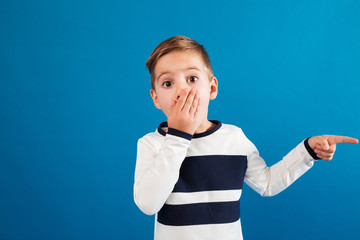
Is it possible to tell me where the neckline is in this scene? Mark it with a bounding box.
[157,120,222,138]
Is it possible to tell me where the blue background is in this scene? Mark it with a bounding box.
[1,0,359,239]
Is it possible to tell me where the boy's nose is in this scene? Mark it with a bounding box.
[175,87,189,100]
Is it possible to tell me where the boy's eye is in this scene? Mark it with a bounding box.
[187,76,198,83]
[162,81,173,88]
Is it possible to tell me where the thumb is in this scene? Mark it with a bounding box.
[309,136,329,150]
[321,139,330,150]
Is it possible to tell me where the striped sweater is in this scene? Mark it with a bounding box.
[134,121,316,240]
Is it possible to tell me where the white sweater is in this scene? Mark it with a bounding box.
[134,121,316,240]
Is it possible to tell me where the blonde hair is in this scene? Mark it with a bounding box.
[146,36,213,89]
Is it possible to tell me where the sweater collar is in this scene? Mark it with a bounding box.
[157,120,222,138]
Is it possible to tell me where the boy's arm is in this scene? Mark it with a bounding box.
[134,130,192,215]
[134,89,201,215]
[244,135,358,197]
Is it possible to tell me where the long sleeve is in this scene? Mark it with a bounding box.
[134,130,192,215]
[134,122,318,240]
[244,137,315,197]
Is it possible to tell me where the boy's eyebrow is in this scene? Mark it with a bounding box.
[156,67,201,81]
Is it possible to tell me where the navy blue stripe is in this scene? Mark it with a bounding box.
[167,128,193,141]
[157,201,240,226]
[173,155,247,192]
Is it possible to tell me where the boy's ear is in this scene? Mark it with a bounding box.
[150,89,162,109]
[209,77,218,100]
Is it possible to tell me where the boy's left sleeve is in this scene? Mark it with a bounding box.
[244,137,316,197]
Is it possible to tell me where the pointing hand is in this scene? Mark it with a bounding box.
[308,135,358,161]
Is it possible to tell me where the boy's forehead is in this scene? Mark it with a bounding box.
[154,50,206,79]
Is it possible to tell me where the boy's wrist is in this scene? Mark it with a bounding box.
[167,128,193,141]
[304,137,320,160]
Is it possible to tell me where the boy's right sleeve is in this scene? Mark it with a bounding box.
[133,130,191,215]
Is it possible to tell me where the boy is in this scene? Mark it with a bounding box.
[133,36,358,240]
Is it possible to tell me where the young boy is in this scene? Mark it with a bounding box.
[133,36,358,240]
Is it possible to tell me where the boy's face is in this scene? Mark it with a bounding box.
[150,50,218,121]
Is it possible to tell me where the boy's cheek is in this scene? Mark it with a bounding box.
[198,90,210,103]
[198,94,211,112]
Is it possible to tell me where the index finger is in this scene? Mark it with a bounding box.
[328,135,359,144]
[174,89,190,111]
